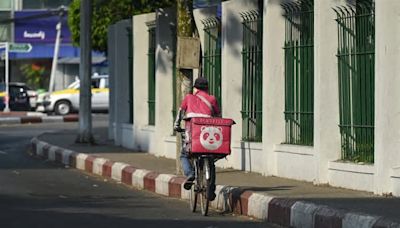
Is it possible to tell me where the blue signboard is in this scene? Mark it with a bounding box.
[193,0,222,18]
[193,0,220,8]
[14,10,71,44]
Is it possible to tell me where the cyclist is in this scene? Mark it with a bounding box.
[174,77,221,200]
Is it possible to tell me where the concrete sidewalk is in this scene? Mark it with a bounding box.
[30,126,400,228]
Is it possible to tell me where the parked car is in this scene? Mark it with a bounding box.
[0,84,4,111]
[9,83,38,110]
[0,83,31,111]
[42,74,109,115]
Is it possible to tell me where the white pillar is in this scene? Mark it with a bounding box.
[374,0,400,195]
[313,0,343,184]
[221,0,258,171]
[263,0,286,175]
[154,8,176,157]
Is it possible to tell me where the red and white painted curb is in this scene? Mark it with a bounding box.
[30,137,400,228]
[0,115,78,125]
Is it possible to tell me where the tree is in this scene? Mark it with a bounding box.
[175,0,195,174]
[20,63,47,90]
[68,0,174,52]
[69,0,173,144]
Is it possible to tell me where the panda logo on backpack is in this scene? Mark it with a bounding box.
[200,126,223,150]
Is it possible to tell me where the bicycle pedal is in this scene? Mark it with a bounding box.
[183,182,193,190]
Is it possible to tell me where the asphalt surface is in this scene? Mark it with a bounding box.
[35,117,400,223]
[0,115,282,228]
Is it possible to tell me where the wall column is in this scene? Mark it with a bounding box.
[374,0,400,195]
[313,0,343,184]
[263,0,286,175]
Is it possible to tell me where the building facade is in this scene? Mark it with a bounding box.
[109,0,400,196]
[0,0,106,92]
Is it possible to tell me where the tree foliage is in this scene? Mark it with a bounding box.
[68,0,174,52]
[20,63,47,90]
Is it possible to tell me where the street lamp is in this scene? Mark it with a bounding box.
[49,5,66,93]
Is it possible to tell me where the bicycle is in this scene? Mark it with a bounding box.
[176,127,222,216]
[176,117,235,216]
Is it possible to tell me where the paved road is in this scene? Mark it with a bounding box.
[0,115,282,228]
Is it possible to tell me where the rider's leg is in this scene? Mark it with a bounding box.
[180,146,195,190]
[180,150,194,178]
[181,129,194,178]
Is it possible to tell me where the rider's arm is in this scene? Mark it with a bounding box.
[174,96,189,131]
[174,108,185,131]
[212,99,221,117]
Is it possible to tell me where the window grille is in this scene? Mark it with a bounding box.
[241,10,263,142]
[334,0,375,163]
[128,24,133,124]
[282,0,314,146]
[202,17,222,108]
[148,26,156,126]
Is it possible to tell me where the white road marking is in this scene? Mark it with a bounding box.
[0,151,7,155]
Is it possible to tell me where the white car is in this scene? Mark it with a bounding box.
[42,75,109,115]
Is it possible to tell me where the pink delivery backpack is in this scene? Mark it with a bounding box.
[187,117,235,156]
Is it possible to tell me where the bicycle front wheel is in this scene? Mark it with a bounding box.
[200,158,211,216]
[189,159,198,212]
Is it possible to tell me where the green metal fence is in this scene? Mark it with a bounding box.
[334,1,375,163]
[202,17,222,108]
[282,0,314,146]
[127,25,133,124]
[148,26,156,126]
[241,10,263,142]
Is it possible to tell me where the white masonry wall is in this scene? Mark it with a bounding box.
[193,6,218,61]
[263,0,286,178]
[314,0,343,185]
[116,0,400,196]
[154,8,177,159]
[219,0,261,172]
[263,0,318,182]
[374,0,400,196]
[131,12,156,152]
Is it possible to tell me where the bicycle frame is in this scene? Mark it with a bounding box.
[178,128,218,216]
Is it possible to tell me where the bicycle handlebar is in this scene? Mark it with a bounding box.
[175,127,185,133]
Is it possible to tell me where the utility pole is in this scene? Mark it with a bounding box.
[175,0,194,174]
[4,42,9,112]
[76,0,94,144]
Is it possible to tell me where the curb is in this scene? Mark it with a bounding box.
[0,115,78,125]
[30,137,400,228]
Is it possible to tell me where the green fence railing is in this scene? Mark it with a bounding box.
[334,0,375,163]
[148,26,156,126]
[241,10,263,142]
[282,0,314,146]
[202,17,222,108]
[127,24,133,124]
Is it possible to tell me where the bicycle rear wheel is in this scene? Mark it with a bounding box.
[200,158,210,216]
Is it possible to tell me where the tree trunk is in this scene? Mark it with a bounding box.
[176,0,194,175]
